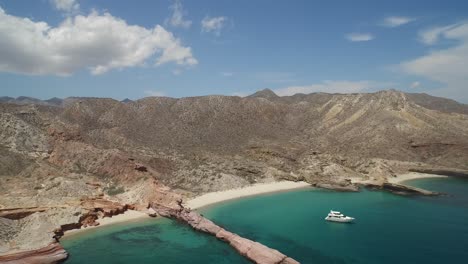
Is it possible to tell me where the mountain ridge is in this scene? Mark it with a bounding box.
[2,89,467,114]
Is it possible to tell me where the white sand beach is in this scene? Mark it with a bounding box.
[186,181,311,210]
[63,210,150,238]
[387,172,448,184]
[62,181,310,238]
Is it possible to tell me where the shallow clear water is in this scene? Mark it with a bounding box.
[62,177,468,263]
[61,218,250,264]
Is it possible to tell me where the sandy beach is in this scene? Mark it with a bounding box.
[61,181,310,238]
[186,181,311,209]
[63,210,150,238]
[387,172,448,184]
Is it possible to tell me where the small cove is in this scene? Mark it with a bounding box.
[62,177,468,263]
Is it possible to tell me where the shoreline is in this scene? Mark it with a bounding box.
[62,210,150,239]
[387,172,448,184]
[59,174,446,239]
[61,181,310,239]
[185,180,311,210]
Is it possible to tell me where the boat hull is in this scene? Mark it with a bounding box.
[325,216,355,223]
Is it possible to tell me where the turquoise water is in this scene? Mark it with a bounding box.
[62,177,468,263]
[61,218,250,264]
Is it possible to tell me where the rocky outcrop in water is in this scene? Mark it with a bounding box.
[362,182,441,196]
[151,202,300,264]
[314,182,359,192]
[409,168,468,178]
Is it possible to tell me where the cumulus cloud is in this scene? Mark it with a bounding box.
[165,0,191,29]
[400,22,468,102]
[273,80,392,96]
[51,0,80,14]
[201,16,227,35]
[0,7,197,76]
[381,16,415,27]
[345,33,374,42]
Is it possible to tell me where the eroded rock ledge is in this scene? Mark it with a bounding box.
[409,168,468,178]
[151,202,300,264]
[0,198,135,263]
[0,243,67,264]
[362,182,441,196]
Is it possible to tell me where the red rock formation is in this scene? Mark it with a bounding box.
[80,197,132,218]
[0,243,67,264]
[151,203,300,264]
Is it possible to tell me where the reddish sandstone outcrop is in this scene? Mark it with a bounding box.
[80,197,132,218]
[0,243,67,264]
[151,202,300,264]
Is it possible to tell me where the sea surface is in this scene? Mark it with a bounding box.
[62,177,468,263]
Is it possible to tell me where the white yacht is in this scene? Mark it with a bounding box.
[325,210,355,223]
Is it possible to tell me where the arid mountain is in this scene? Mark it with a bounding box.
[1,89,467,255]
[1,90,467,193]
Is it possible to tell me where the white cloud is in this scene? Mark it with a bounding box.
[410,81,421,89]
[0,7,197,76]
[165,0,191,29]
[273,80,392,96]
[345,33,374,42]
[381,16,415,27]
[400,22,468,102]
[144,90,166,97]
[172,69,182,75]
[201,16,227,35]
[419,24,459,45]
[51,0,79,14]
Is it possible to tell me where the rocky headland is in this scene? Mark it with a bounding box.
[152,201,300,264]
[1,90,467,263]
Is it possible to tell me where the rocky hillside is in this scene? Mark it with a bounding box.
[1,90,467,194]
[0,89,467,254]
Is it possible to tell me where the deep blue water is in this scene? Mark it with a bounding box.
[62,177,468,263]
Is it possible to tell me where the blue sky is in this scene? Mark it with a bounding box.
[1,0,467,102]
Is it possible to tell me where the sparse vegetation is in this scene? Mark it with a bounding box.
[105,185,125,196]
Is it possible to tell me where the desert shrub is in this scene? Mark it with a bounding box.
[106,185,125,196]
